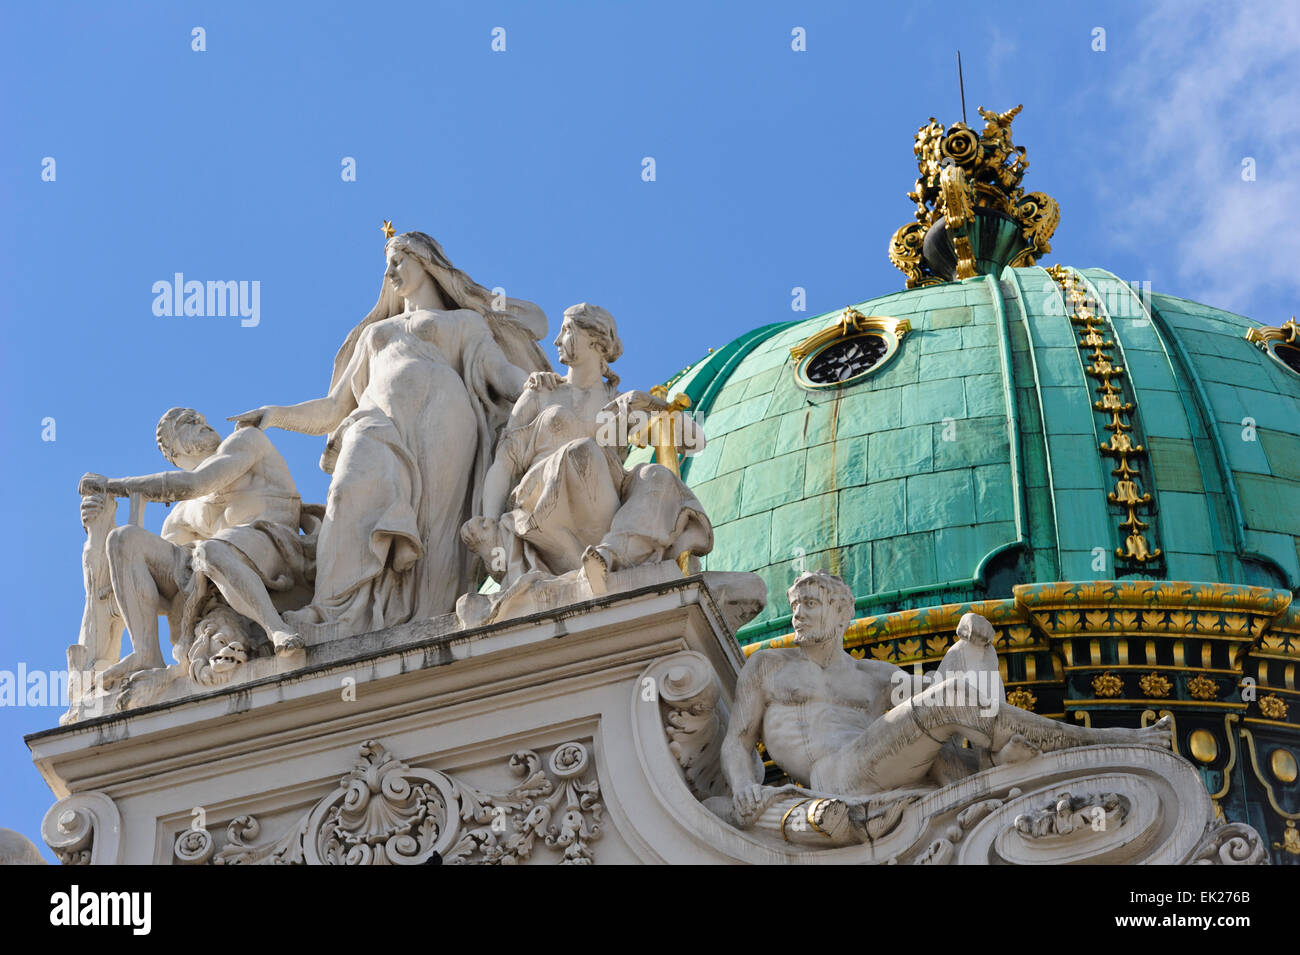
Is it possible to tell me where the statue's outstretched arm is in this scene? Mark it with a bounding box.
[229,331,366,435]
[105,432,260,503]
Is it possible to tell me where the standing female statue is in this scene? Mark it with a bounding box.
[231,231,549,639]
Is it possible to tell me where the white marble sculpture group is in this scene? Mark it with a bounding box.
[68,229,720,717]
[54,227,1260,864]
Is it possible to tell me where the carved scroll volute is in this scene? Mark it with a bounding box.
[1188,821,1269,865]
[645,651,756,801]
[41,792,123,865]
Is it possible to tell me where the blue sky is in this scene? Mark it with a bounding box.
[3,1,1298,860]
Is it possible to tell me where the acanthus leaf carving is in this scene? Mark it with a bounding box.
[179,739,602,866]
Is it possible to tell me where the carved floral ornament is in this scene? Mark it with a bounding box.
[1092,671,1124,698]
[174,739,602,865]
[1005,687,1037,711]
[1139,672,1173,698]
[1187,674,1221,701]
[1259,694,1289,720]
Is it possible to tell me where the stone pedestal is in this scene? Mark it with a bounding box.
[27,577,1264,865]
[29,578,747,864]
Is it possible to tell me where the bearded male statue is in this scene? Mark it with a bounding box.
[715,571,1172,846]
[75,408,312,707]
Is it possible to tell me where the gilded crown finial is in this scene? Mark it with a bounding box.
[382,220,396,239]
[889,105,1059,288]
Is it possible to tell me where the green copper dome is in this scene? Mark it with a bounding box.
[662,266,1300,644]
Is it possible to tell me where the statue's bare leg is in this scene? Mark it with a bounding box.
[102,525,184,686]
[192,540,303,653]
[819,675,1172,796]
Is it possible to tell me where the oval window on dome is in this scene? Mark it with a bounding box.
[801,334,889,385]
[790,311,911,390]
[1269,342,1300,378]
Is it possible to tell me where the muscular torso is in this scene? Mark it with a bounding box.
[756,652,898,785]
[162,433,299,544]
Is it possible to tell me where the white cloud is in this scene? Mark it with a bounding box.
[1104,1,1300,318]
[986,26,1017,87]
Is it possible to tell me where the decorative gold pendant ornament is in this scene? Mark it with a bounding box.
[1275,820,1300,856]
[1046,265,1162,569]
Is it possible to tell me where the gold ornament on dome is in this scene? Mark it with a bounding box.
[1259,694,1289,720]
[1188,729,1219,765]
[1139,672,1172,698]
[1045,265,1161,569]
[1276,821,1300,857]
[1006,687,1037,711]
[889,104,1060,288]
[1246,317,1300,378]
[789,309,911,390]
[629,384,691,479]
[1244,316,1299,347]
[1271,748,1298,784]
[1092,671,1123,698]
[1187,674,1220,701]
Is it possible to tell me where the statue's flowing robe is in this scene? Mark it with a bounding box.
[493,397,713,588]
[292,311,543,638]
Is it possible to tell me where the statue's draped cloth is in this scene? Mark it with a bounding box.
[291,297,549,638]
[495,402,713,584]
